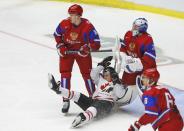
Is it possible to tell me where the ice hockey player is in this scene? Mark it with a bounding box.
[48,56,127,127]
[129,68,183,131]
[53,4,101,113]
[118,18,157,104]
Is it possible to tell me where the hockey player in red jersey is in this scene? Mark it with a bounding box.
[129,68,183,131]
[53,4,101,113]
[117,18,157,104]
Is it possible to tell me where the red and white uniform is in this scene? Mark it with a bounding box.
[90,65,126,102]
[54,18,101,96]
[120,31,157,85]
[138,85,183,131]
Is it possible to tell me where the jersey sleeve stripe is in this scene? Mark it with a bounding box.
[145,110,159,116]
[54,31,62,36]
[144,52,156,60]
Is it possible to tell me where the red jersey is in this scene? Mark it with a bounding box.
[54,18,100,51]
[120,31,157,85]
[139,86,182,130]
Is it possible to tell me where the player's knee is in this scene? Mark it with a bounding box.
[81,72,90,79]
[61,72,71,78]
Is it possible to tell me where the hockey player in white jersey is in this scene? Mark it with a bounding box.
[48,56,127,127]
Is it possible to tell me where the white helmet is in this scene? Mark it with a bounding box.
[132,18,148,36]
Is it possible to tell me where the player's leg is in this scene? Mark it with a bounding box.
[57,87,93,110]
[59,56,74,113]
[158,114,183,131]
[72,100,114,127]
[75,55,95,96]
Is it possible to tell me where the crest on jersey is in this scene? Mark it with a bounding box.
[70,32,78,40]
[129,42,135,51]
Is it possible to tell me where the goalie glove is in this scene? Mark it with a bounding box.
[128,121,142,131]
[124,56,143,73]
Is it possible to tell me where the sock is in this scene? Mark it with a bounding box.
[83,107,97,121]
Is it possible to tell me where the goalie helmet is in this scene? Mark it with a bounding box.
[132,18,148,36]
[68,4,83,16]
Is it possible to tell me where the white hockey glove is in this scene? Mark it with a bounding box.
[123,56,143,73]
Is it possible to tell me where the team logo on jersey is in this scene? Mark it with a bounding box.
[100,83,109,90]
[129,42,135,51]
[70,32,78,41]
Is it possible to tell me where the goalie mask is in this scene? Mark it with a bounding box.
[132,18,148,36]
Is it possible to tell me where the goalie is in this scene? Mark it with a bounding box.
[48,56,127,127]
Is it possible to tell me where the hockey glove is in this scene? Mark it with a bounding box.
[128,121,141,131]
[78,44,91,57]
[97,56,113,68]
[56,43,68,57]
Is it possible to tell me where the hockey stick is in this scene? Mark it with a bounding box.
[113,36,122,73]
[65,49,113,55]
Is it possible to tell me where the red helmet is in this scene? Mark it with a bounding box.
[68,4,83,16]
[142,68,160,83]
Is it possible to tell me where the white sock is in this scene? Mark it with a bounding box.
[59,87,80,102]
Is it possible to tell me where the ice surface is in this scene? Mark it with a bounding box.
[0,1,183,131]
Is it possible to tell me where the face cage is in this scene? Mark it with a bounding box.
[140,75,155,88]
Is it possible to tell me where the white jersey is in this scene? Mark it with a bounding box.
[90,66,126,102]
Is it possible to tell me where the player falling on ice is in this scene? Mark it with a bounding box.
[129,68,183,131]
[48,56,127,127]
[116,18,157,105]
[53,4,101,113]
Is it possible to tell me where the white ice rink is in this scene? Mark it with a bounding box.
[0,0,184,131]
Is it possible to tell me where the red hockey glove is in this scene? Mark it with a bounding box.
[128,121,141,131]
[56,43,68,57]
[78,44,91,57]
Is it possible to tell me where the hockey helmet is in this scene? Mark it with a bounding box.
[68,4,83,16]
[103,67,116,76]
[132,18,148,36]
[141,68,160,86]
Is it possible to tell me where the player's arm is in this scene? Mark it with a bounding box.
[90,65,104,85]
[129,95,159,130]
[54,22,65,45]
[90,56,113,85]
[79,25,100,57]
[120,31,131,53]
[141,37,156,69]
[88,27,101,51]
[53,21,69,57]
